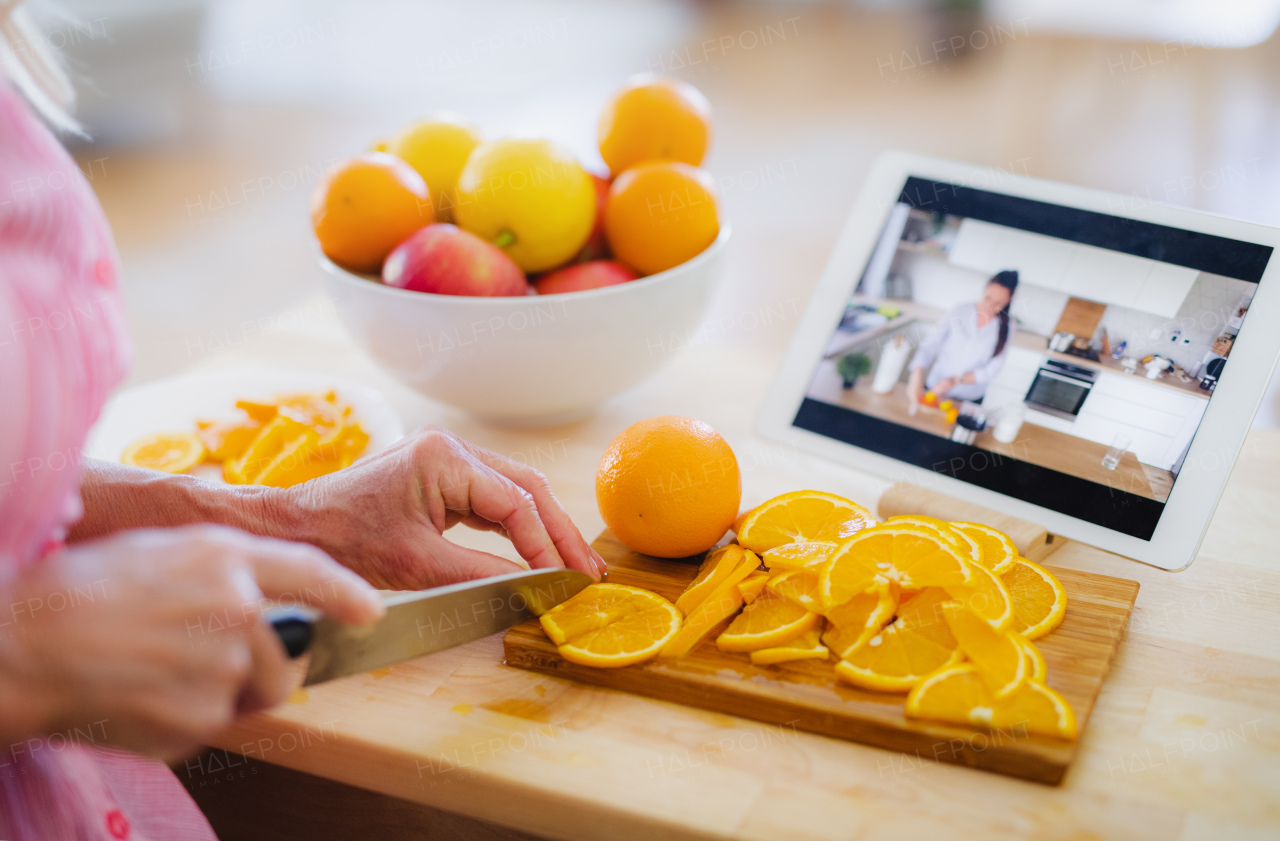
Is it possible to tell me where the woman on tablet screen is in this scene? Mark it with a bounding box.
[908,270,1019,404]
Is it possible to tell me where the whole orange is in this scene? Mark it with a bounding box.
[598,75,712,176]
[596,416,741,558]
[311,153,432,273]
[604,161,720,276]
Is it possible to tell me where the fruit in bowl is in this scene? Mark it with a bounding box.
[311,75,720,291]
[605,161,720,276]
[574,172,613,263]
[311,153,432,273]
[384,115,482,224]
[597,74,712,175]
[454,138,597,273]
[318,226,729,424]
[310,77,730,422]
[383,223,528,297]
[533,260,636,295]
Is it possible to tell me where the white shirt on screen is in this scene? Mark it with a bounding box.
[910,303,1010,402]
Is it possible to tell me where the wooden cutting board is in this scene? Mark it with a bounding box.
[504,530,1139,786]
[1054,296,1107,340]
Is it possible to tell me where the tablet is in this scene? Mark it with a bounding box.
[758,151,1280,571]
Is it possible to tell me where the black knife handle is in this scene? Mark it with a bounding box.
[271,614,313,659]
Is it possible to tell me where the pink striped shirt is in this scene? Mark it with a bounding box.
[0,81,216,840]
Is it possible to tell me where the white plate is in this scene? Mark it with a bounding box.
[86,368,405,483]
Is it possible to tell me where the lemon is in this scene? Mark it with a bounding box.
[454,138,595,273]
[386,115,483,223]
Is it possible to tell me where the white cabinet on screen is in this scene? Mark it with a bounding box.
[982,346,1041,411]
[948,218,1199,317]
[1073,373,1207,471]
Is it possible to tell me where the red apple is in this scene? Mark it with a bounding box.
[534,260,637,295]
[382,223,527,296]
[574,173,612,262]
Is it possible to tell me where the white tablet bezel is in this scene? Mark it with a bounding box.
[757,150,1280,571]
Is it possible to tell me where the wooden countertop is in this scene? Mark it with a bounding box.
[806,363,1161,502]
[192,298,1279,840]
[1012,333,1211,400]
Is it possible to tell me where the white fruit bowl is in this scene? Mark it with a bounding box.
[318,228,729,425]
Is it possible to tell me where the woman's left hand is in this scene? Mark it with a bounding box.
[266,426,605,590]
[934,377,956,395]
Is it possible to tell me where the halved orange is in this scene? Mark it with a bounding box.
[950,522,1018,575]
[944,560,1013,632]
[121,432,205,474]
[1000,558,1067,640]
[761,541,837,571]
[833,588,962,692]
[819,524,971,610]
[716,590,820,653]
[736,491,876,554]
[540,583,681,668]
[749,627,829,666]
[942,603,1027,698]
[906,664,1076,739]
[821,582,899,660]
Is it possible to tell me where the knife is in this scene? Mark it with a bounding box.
[268,567,592,686]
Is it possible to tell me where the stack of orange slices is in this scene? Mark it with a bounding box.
[537,489,1074,739]
[120,390,370,488]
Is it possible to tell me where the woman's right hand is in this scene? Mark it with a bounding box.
[0,525,383,762]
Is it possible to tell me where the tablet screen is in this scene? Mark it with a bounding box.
[792,176,1274,540]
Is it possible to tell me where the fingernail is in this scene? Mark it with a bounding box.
[592,550,607,578]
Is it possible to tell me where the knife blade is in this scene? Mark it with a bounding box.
[267,567,592,686]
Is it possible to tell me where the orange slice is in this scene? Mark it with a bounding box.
[716,590,820,653]
[235,399,279,422]
[761,541,838,571]
[661,564,755,658]
[766,568,823,613]
[539,583,681,668]
[950,522,1017,575]
[675,544,748,617]
[904,664,1076,739]
[821,582,899,659]
[942,603,1027,698]
[944,560,1014,632]
[749,627,829,666]
[121,432,205,474]
[1014,630,1047,682]
[1000,558,1067,640]
[195,415,265,463]
[833,588,962,692]
[738,571,770,604]
[886,515,982,566]
[736,491,876,554]
[1000,680,1077,739]
[819,525,971,610]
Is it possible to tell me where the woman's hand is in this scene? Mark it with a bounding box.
[0,526,382,762]
[933,377,957,395]
[270,426,605,591]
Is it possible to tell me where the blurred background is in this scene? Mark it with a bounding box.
[25,0,1280,421]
